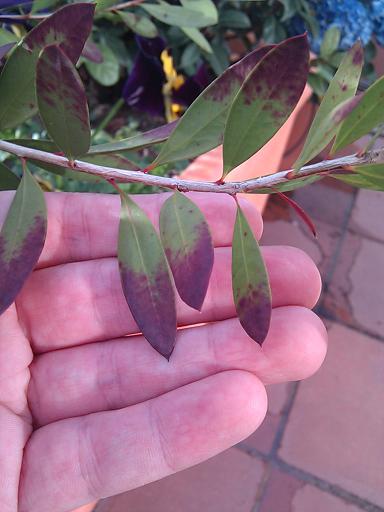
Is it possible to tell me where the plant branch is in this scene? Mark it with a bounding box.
[0,0,146,20]
[0,140,383,194]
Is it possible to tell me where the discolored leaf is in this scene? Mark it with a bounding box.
[294,41,363,170]
[24,2,95,64]
[118,11,158,38]
[0,165,47,316]
[0,42,15,61]
[82,38,104,63]
[333,75,384,153]
[118,192,177,359]
[0,3,94,129]
[0,162,20,190]
[141,1,214,28]
[223,34,309,177]
[36,45,91,160]
[232,205,271,345]
[160,192,214,310]
[88,121,178,155]
[154,45,274,166]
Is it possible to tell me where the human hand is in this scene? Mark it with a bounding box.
[0,191,327,512]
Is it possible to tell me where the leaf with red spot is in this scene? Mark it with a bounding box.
[294,41,363,170]
[153,44,274,166]
[24,2,95,64]
[118,191,177,360]
[232,205,271,346]
[223,34,309,177]
[0,165,47,316]
[36,45,91,160]
[0,3,94,129]
[159,192,214,311]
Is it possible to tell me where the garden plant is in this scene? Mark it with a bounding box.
[1,2,384,359]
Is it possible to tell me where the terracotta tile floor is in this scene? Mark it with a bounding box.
[90,176,384,512]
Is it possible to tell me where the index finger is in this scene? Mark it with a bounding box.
[0,191,263,268]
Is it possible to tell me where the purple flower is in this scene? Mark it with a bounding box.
[122,36,212,119]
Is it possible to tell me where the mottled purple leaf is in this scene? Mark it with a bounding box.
[153,44,274,166]
[82,38,103,63]
[36,45,91,159]
[0,3,94,129]
[0,165,47,315]
[294,41,363,169]
[0,42,15,61]
[232,205,271,345]
[160,192,214,311]
[24,2,95,64]
[223,34,309,177]
[118,192,177,359]
[88,120,178,155]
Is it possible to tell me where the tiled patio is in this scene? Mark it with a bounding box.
[94,174,384,512]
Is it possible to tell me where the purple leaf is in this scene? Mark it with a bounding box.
[232,205,271,345]
[160,192,214,311]
[24,2,95,63]
[118,192,177,360]
[0,165,47,315]
[36,45,90,159]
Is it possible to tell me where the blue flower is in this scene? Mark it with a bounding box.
[290,0,373,53]
[371,0,384,46]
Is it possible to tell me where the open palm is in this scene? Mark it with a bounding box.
[0,191,327,512]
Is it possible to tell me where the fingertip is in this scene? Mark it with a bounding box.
[263,307,328,383]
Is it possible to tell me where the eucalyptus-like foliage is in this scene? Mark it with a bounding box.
[0,2,384,358]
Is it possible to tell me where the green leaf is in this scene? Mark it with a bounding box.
[223,34,309,177]
[232,205,271,345]
[141,1,214,28]
[180,0,218,24]
[153,44,274,166]
[333,164,384,191]
[320,25,341,58]
[118,192,176,359]
[333,75,384,153]
[0,162,20,190]
[88,121,178,155]
[0,165,47,316]
[181,27,212,53]
[0,3,95,129]
[219,9,251,29]
[0,28,18,46]
[294,41,363,170]
[118,11,158,38]
[36,45,91,160]
[251,175,322,194]
[159,192,214,310]
[84,40,120,86]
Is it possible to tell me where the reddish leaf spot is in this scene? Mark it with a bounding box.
[352,45,364,66]
[237,285,271,346]
[119,264,176,360]
[0,215,46,315]
[25,3,95,64]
